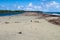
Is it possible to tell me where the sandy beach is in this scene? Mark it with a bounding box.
[0,14,60,40]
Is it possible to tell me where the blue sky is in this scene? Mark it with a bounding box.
[0,0,60,12]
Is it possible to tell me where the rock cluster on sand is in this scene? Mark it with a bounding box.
[48,18,60,25]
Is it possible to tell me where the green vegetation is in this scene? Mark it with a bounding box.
[24,11,43,13]
[0,10,43,14]
[0,10,25,13]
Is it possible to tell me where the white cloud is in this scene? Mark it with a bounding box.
[17,6,24,10]
[18,6,21,9]
[6,8,9,10]
[26,7,33,11]
[48,1,59,7]
[25,2,42,11]
[28,3,33,7]
[41,1,60,12]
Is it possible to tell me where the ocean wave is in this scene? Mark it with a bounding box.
[52,13,60,16]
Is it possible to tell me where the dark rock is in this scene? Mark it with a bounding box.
[5,22,9,24]
[30,20,32,22]
[48,18,60,25]
[18,32,22,34]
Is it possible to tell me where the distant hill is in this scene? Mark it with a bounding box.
[0,10,25,13]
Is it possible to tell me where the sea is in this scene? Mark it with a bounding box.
[0,12,23,16]
[44,12,60,16]
[0,12,60,16]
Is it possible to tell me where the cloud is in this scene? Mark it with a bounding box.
[46,1,60,8]
[25,2,42,11]
[0,5,6,10]
[41,1,60,12]
[13,5,23,10]
[18,6,21,9]
[1,1,60,12]
[28,3,33,7]
[0,5,5,8]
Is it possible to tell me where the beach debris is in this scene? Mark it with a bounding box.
[18,32,22,34]
[38,14,60,19]
[5,22,9,24]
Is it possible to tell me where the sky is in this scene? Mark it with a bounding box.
[0,0,60,12]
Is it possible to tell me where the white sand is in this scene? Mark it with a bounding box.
[0,15,60,40]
